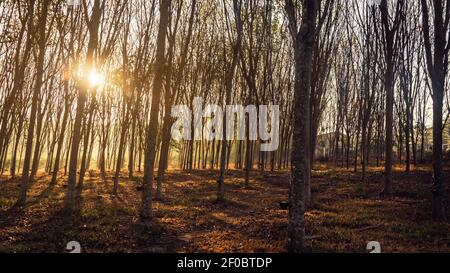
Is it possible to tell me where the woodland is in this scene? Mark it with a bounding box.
[0,0,449,253]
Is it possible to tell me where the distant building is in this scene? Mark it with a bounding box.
[315,132,334,159]
[314,122,450,161]
[315,132,348,160]
[423,122,450,152]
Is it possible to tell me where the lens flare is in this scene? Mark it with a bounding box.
[88,69,104,88]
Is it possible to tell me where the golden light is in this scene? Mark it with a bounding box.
[87,69,104,88]
[67,63,107,89]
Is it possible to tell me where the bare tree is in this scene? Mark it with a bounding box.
[64,0,104,214]
[421,0,449,221]
[16,0,48,207]
[378,0,405,195]
[285,0,319,253]
[217,0,243,202]
[140,0,171,220]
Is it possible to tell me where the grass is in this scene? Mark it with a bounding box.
[0,165,449,253]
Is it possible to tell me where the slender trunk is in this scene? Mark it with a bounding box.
[113,103,129,195]
[64,0,101,214]
[17,1,48,206]
[218,0,242,202]
[140,0,171,220]
[286,0,318,253]
[50,82,70,185]
[78,100,95,192]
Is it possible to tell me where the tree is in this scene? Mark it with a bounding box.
[16,0,49,207]
[64,0,104,214]
[420,0,449,221]
[285,0,319,253]
[140,0,171,220]
[378,0,405,195]
[217,0,243,202]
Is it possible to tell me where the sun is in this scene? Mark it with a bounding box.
[87,69,104,88]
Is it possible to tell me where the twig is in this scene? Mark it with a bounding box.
[356,224,383,232]
[305,235,322,240]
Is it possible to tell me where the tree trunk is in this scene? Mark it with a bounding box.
[420,0,448,220]
[17,1,48,206]
[217,0,242,202]
[140,0,171,220]
[64,0,101,214]
[50,81,70,186]
[285,0,318,253]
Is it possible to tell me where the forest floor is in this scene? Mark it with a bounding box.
[0,165,449,253]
